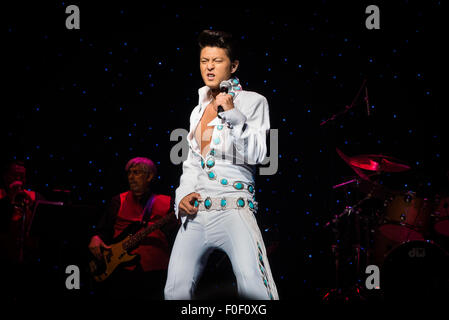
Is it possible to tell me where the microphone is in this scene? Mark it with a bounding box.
[217,81,231,118]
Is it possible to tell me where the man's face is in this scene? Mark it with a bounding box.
[127,164,152,196]
[4,164,26,189]
[200,46,238,90]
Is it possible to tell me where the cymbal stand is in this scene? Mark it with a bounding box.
[323,193,373,302]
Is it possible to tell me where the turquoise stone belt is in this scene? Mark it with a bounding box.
[194,196,258,212]
[200,148,255,195]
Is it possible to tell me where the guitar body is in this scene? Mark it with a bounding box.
[89,222,141,282]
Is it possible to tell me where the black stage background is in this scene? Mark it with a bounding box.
[2,0,447,306]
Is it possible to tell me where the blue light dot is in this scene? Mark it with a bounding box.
[298,64,302,68]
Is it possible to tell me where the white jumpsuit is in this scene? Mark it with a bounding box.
[164,78,279,300]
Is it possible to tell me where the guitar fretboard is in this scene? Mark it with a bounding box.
[122,212,174,251]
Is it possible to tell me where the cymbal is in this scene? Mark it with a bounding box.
[336,148,410,173]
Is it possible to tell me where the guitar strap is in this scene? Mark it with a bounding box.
[141,193,156,224]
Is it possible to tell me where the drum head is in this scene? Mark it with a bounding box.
[378,224,424,242]
[382,241,449,301]
[434,219,449,237]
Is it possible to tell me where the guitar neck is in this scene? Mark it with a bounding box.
[123,211,174,251]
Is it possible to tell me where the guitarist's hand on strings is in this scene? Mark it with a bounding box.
[88,235,112,260]
[179,192,202,216]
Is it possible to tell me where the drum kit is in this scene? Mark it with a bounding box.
[322,148,449,302]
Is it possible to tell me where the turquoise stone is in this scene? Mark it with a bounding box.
[220,178,228,185]
[208,172,215,179]
[269,293,274,300]
[206,159,215,168]
[248,185,254,193]
[194,200,198,207]
[229,92,235,97]
[220,199,227,207]
[213,137,220,144]
[260,265,265,273]
[234,182,243,190]
[232,78,239,85]
[205,199,211,208]
[259,253,263,263]
[210,149,216,156]
[263,278,268,287]
[249,201,254,209]
[200,159,204,168]
[217,125,223,130]
[237,199,245,207]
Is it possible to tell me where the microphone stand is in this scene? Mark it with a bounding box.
[320,79,368,127]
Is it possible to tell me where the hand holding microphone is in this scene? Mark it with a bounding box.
[216,81,233,118]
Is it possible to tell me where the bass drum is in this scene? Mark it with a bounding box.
[381,240,449,302]
[433,195,449,238]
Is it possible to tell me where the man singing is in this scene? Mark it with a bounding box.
[164,30,278,300]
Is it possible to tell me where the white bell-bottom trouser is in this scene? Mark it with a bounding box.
[164,205,279,300]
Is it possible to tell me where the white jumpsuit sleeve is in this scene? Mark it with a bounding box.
[218,94,270,165]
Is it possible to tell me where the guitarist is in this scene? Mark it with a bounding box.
[88,157,178,300]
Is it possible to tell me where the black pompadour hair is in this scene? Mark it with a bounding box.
[198,30,240,62]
